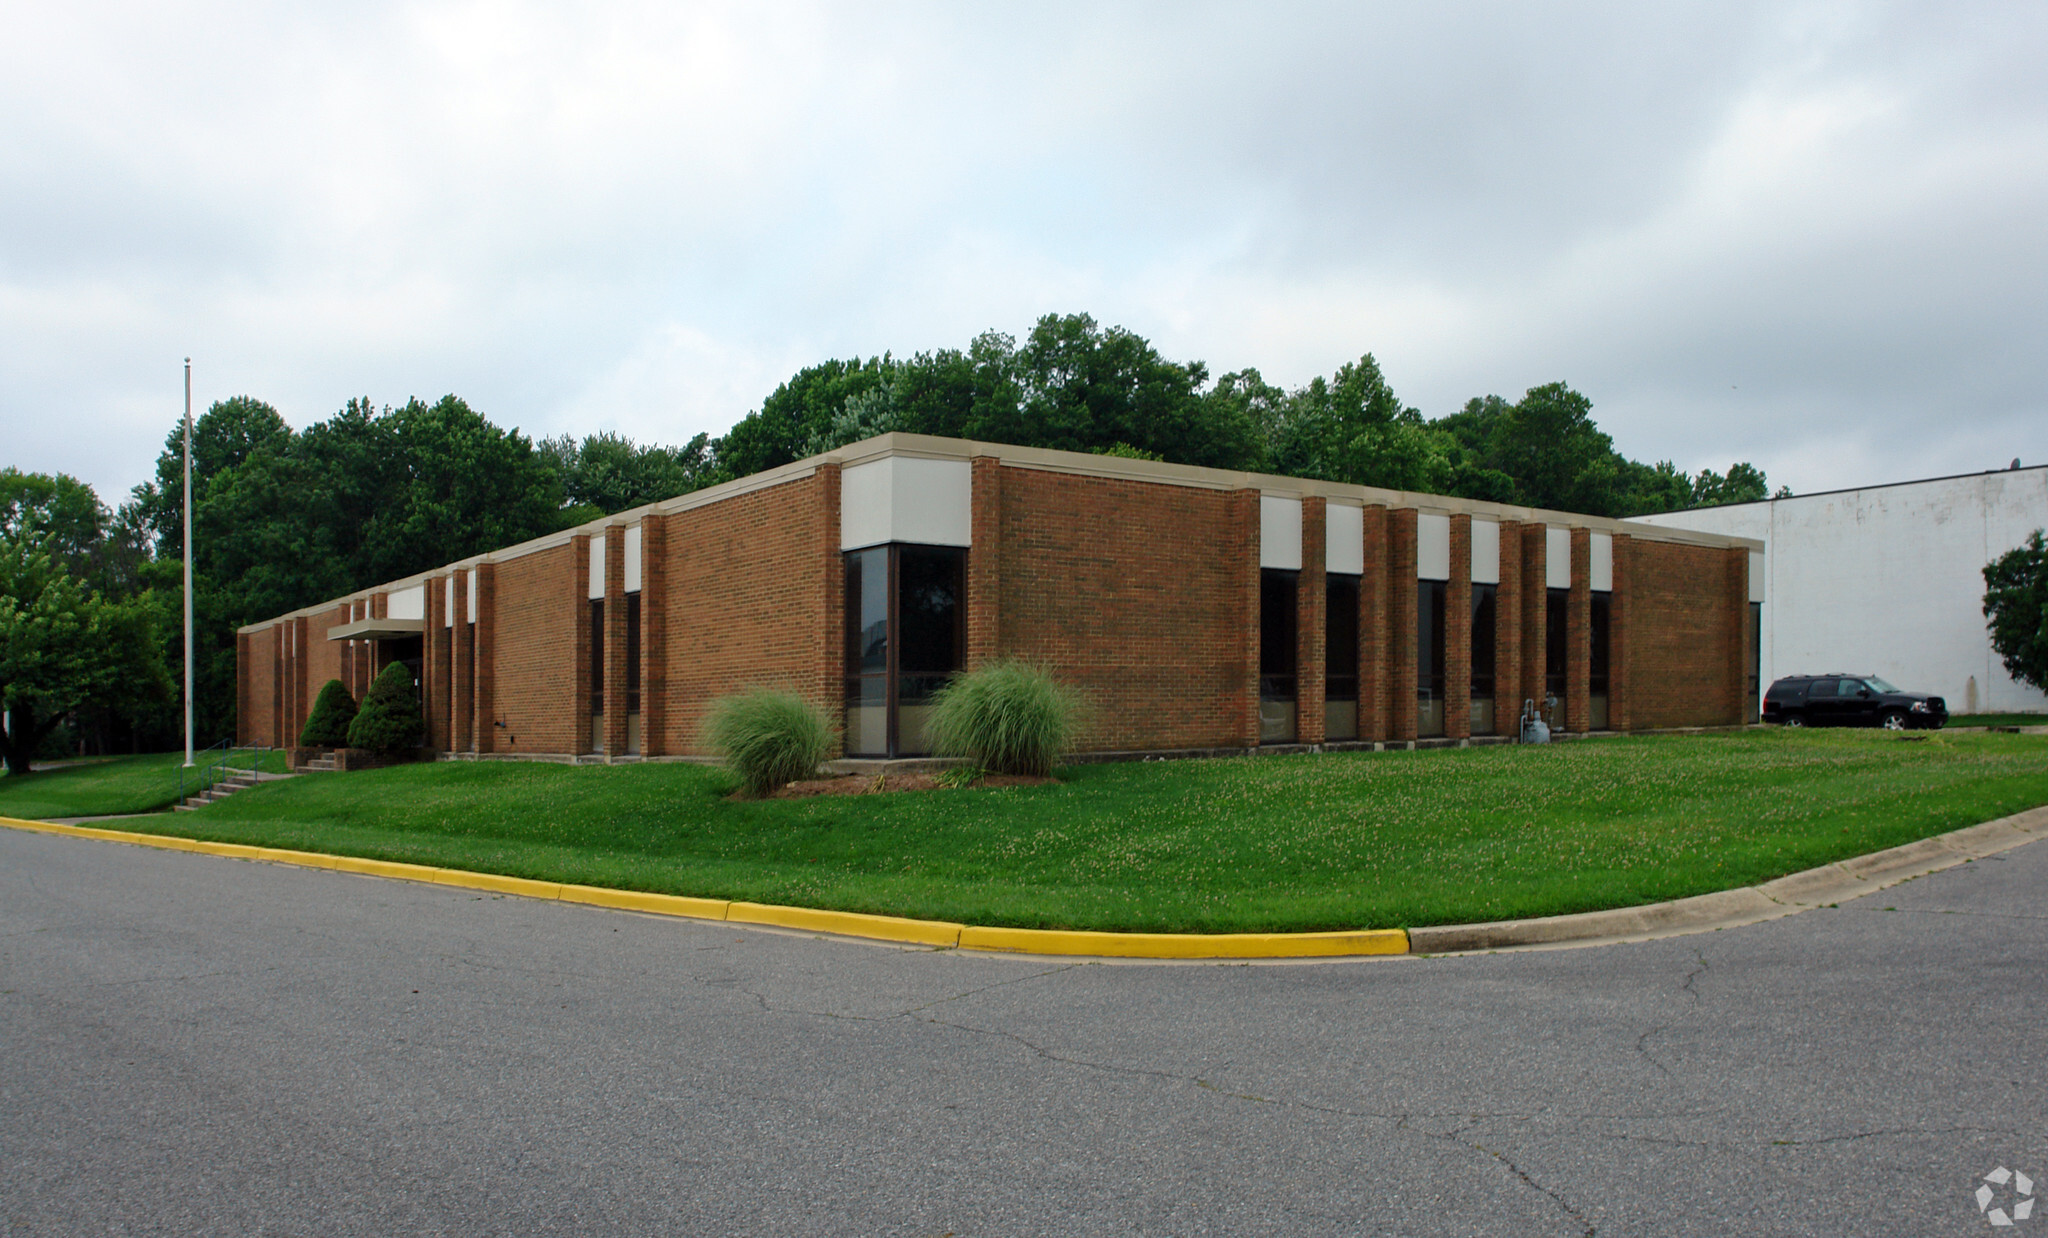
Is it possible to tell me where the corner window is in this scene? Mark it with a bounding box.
[844,544,965,757]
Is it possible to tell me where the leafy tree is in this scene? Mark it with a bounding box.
[346,662,424,754]
[538,429,714,521]
[1690,462,1771,507]
[1984,530,2048,693]
[712,357,897,480]
[299,679,357,748]
[0,531,170,775]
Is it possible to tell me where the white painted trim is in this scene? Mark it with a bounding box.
[387,585,425,621]
[625,524,643,593]
[1590,532,1613,593]
[1260,496,1303,571]
[1417,512,1451,581]
[840,456,972,550]
[1471,518,1500,585]
[1546,527,1572,590]
[1326,503,1365,575]
[1749,551,1766,604]
[588,533,606,600]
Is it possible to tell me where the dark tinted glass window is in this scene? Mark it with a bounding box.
[843,544,964,757]
[898,546,964,705]
[1260,569,1298,695]
[1589,594,1610,695]
[847,549,888,675]
[1470,584,1497,699]
[1807,679,1838,698]
[1326,574,1359,701]
[1418,579,1446,736]
[1545,588,1568,699]
[590,598,604,714]
[625,592,642,714]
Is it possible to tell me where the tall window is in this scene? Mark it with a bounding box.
[589,598,605,717]
[625,592,642,715]
[1545,587,1568,712]
[1748,602,1762,724]
[844,544,965,757]
[1470,584,1497,735]
[1260,569,1298,744]
[1326,574,1360,741]
[1418,580,1446,737]
[1590,593,1611,730]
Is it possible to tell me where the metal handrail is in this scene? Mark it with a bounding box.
[177,741,273,806]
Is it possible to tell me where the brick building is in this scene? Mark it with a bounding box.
[237,433,1762,760]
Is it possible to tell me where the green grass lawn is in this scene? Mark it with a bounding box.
[0,750,288,820]
[21,728,2045,934]
[1947,713,2048,728]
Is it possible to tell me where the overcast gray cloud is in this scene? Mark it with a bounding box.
[4,0,2044,505]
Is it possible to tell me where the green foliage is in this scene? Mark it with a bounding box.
[537,429,714,517]
[299,679,358,748]
[0,529,171,776]
[926,661,1083,777]
[1690,462,1771,507]
[1984,530,2048,692]
[705,689,834,796]
[346,663,424,754]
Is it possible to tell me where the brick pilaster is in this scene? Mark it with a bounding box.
[967,457,1003,670]
[1521,527,1548,721]
[1234,488,1261,748]
[570,534,593,754]
[291,616,310,742]
[271,623,286,748]
[1567,528,1592,733]
[1730,546,1751,725]
[1496,521,1523,733]
[1611,534,1632,732]
[1389,508,1418,744]
[641,513,670,757]
[1358,505,1390,743]
[816,463,843,757]
[451,570,472,752]
[604,526,629,758]
[1298,497,1327,745]
[472,563,496,753]
[1446,515,1472,741]
[424,577,445,751]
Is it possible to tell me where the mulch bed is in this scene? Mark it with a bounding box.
[745,772,1054,800]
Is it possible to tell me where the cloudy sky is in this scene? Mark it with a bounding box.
[5,1,2045,506]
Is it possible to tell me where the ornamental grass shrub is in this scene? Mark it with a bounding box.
[299,679,357,748]
[926,661,1084,777]
[706,689,834,797]
[346,663,426,754]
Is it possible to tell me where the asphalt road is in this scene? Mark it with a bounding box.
[4,826,2044,1237]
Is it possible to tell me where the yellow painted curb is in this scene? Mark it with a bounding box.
[957,925,1410,958]
[0,815,1407,959]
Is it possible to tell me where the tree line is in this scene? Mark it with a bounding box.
[3,311,1786,763]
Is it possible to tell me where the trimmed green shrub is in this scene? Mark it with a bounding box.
[300,679,358,748]
[705,689,834,797]
[926,661,1083,777]
[346,663,425,754]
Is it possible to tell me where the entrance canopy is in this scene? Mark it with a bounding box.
[326,617,424,642]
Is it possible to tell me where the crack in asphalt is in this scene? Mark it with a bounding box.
[1633,948,1710,1079]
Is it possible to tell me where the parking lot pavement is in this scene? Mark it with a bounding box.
[4,825,2044,1237]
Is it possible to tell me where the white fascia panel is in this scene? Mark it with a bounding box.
[625,524,643,593]
[1749,551,1766,603]
[1471,518,1500,585]
[387,585,424,621]
[1590,532,1613,593]
[839,457,972,550]
[1261,496,1303,570]
[444,576,454,627]
[1326,503,1365,575]
[588,533,606,599]
[1417,512,1451,581]
[1546,526,1572,589]
[467,574,477,624]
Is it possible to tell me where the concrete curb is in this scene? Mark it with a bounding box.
[5,804,2044,959]
[1406,804,2048,954]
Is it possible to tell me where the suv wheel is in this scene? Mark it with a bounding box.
[1783,715,1805,728]
[1880,710,1908,731]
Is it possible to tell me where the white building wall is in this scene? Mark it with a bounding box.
[1635,467,2048,714]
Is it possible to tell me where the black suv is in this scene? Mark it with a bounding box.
[1763,674,1947,730]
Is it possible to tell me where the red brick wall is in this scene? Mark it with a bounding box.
[661,474,834,756]
[1627,539,1746,728]
[993,466,1256,752]
[238,628,279,746]
[490,543,577,755]
[1297,498,1327,745]
[1387,508,1418,743]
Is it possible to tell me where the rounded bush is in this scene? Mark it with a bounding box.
[346,662,425,754]
[926,661,1083,777]
[299,678,358,748]
[706,689,834,797]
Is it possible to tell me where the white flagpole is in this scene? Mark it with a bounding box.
[183,358,194,768]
